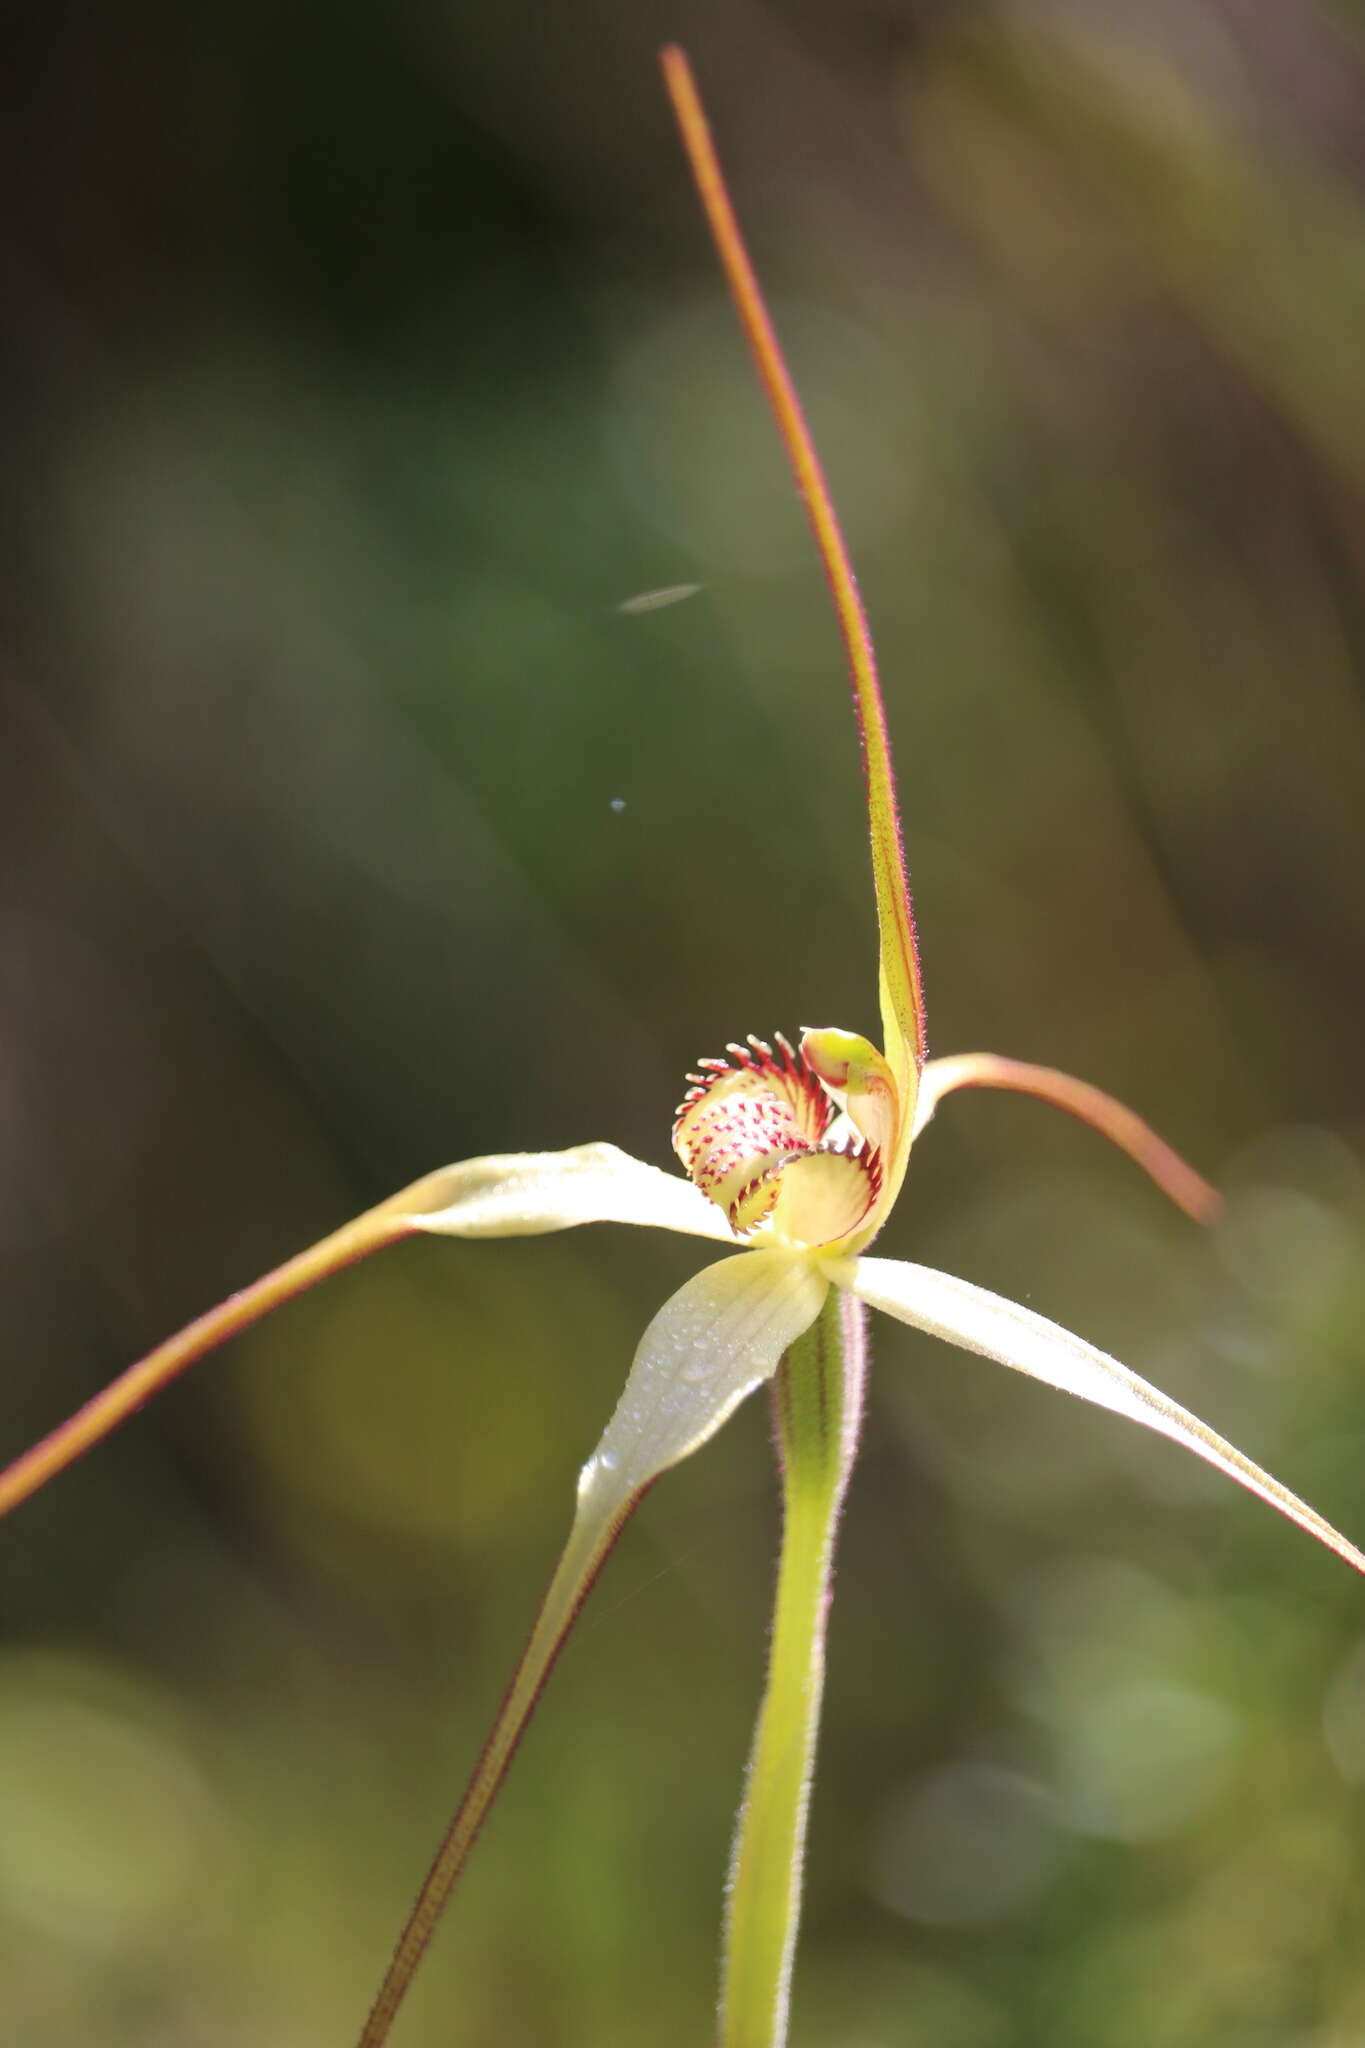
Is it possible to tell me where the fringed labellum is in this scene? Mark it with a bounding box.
[673,1029,898,1252]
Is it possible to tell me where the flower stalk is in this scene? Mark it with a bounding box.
[722,1288,868,2048]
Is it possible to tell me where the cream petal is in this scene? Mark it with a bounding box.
[843,1254,1365,1576]
[404,1142,740,1243]
[579,1251,829,1508]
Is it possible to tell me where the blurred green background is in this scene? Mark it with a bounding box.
[3,1,1365,2042]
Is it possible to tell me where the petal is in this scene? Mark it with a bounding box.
[843,1254,1365,1576]
[405,1142,739,1243]
[579,1251,828,1507]
[914,1054,1221,1226]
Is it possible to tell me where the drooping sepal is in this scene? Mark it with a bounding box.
[843,1254,1365,1578]
[578,1250,830,1506]
[358,1245,830,2048]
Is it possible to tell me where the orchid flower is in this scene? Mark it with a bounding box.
[3,44,1362,2048]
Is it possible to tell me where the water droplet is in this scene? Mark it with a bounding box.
[616,583,701,615]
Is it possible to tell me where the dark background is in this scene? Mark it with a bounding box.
[4,1,1365,2042]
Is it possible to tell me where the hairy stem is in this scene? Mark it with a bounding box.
[721,1288,868,2048]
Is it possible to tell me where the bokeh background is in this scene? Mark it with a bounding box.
[3,1,1365,2042]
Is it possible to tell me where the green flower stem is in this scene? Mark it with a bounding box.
[721,1287,868,2048]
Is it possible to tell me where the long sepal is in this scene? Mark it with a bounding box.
[722,1288,867,2048]
[407,1141,739,1243]
[0,1144,737,1522]
[356,1249,828,2048]
[844,1255,1365,1576]
[581,1250,830,1498]
[916,1054,1222,1224]
[356,1489,639,2048]
[0,1195,421,1519]
[659,47,926,1124]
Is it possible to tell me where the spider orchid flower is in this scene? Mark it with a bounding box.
[2,44,1361,2048]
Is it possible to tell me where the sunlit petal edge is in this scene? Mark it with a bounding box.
[408,1142,740,1243]
[839,1253,1365,1575]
